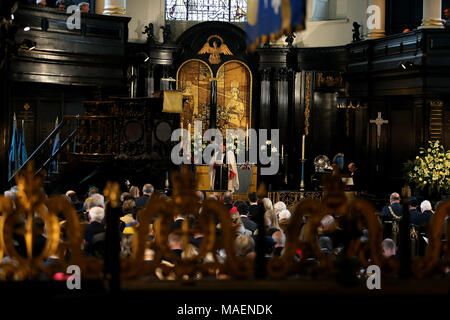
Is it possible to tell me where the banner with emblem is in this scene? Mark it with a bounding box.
[246,0,306,51]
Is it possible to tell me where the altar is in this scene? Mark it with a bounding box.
[195,164,257,196]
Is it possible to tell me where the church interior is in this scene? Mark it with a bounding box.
[0,0,449,311]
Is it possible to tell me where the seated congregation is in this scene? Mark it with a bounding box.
[1,181,449,280]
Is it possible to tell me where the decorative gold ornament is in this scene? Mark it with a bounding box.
[198,35,233,65]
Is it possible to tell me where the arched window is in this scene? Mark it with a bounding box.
[166,0,247,22]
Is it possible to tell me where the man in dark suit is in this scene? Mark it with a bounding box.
[348,162,362,192]
[84,207,105,256]
[237,202,257,234]
[135,183,154,209]
[418,200,433,227]
[408,197,421,225]
[247,191,259,221]
[382,192,403,221]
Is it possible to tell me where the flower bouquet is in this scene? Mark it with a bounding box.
[405,140,450,196]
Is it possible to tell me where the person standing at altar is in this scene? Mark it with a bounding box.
[209,143,239,192]
[348,162,361,191]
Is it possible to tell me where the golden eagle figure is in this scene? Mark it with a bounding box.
[198,35,233,65]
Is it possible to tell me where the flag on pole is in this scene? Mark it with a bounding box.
[18,119,28,167]
[50,117,60,173]
[246,0,306,51]
[8,113,19,178]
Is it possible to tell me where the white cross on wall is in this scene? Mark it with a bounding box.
[370,112,389,149]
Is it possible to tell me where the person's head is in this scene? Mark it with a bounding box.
[272,231,285,247]
[207,195,218,201]
[265,210,280,230]
[389,192,400,204]
[408,197,419,209]
[79,2,90,13]
[168,232,182,250]
[248,192,257,204]
[56,0,65,10]
[235,234,255,257]
[382,238,396,258]
[231,212,246,235]
[444,8,450,19]
[196,190,204,203]
[66,190,78,203]
[420,200,433,213]
[84,197,101,212]
[142,184,154,196]
[88,207,105,223]
[223,191,233,204]
[262,198,273,212]
[278,209,291,222]
[90,193,105,208]
[36,0,47,6]
[274,201,287,215]
[88,186,99,197]
[237,202,249,216]
[348,162,357,173]
[122,199,136,218]
[129,186,139,198]
[320,215,335,232]
[4,190,17,202]
[120,192,132,202]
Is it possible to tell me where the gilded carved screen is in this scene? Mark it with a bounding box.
[216,61,251,132]
[177,59,251,134]
[177,60,212,132]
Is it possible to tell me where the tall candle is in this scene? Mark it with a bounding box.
[188,123,191,135]
[281,144,284,159]
[301,135,305,160]
[246,124,249,152]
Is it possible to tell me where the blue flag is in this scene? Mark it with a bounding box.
[50,117,60,173]
[246,0,306,51]
[8,114,19,179]
[18,120,28,167]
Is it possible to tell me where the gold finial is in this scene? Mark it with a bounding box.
[15,162,46,212]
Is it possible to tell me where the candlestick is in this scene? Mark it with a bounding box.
[300,159,306,191]
[246,124,249,152]
[301,135,305,160]
[248,124,251,152]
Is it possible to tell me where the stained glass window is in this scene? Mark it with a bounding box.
[166,0,247,22]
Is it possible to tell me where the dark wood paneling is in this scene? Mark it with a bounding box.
[389,106,416,185]
[11,4,130,87]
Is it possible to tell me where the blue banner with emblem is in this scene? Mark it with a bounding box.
[246,0,306,51]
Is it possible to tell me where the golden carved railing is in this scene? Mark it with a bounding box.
[0,164,448,283]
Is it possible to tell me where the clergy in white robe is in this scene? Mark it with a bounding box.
[209,145,239,192]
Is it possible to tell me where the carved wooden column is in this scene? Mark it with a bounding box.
[259,68,271,130]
